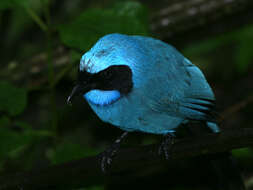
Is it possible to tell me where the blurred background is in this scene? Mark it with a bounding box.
[0,0,253,189]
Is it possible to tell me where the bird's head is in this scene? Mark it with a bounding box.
[67,34,135,106]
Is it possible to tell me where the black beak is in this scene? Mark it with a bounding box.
[67,84,92,105]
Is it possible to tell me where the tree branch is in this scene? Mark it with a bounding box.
[146,0,253,46]
[0,128,253,190]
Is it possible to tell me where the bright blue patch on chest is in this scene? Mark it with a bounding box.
[84,90,121,106]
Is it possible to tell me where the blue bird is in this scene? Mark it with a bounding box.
[67,33,219,168]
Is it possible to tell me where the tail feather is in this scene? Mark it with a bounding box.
[207,122,220,133]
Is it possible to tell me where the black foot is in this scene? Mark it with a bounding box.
[98,131,128,173]
[99,142,120,173]
[158,133,175,160]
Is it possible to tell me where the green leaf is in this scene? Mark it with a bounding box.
[235,40,253,73]
[47,141,99,165]
[183,24,253,73]
[0,0,30,10]
[0,81,27,116]
[232,148,253,159]
[0,1,13,9]
[235,25,253,73]
[71,50,82,64]
[232,148,253,166]
[0,116,11,127]
[59,2,148,51]
[113,1,148,23]
[15,121,54,138]
[0,121,52,160]
[0,0,49,10]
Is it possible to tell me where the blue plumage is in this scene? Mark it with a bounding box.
[79,33,219,134]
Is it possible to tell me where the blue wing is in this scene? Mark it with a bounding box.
[133,36,219,132]
[178,58,217,120]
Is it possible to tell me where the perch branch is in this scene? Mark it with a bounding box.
[0,128,253,190]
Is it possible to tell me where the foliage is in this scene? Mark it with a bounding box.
[0,81,27,116]
[47,141,99,165]
[183,25,253,73]
[232,148,253,166]
[0,82,52,170]
[0,0,30,9]
[59,2,148,51]
[0,0,49,10]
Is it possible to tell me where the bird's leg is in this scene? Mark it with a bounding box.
[99,131,128,173]
[158,133,175,160]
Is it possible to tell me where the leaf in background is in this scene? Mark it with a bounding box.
[0,81,27,116]
[0,0,13,9]
[183,24,253,73]
[0,116,11,127]
[47,141,99,165]
[235,25,253,73]
[182,30,235,58]
[0,0,30,10]
[71,50,82,64]
[113,1,148,24]
[235,40,253,73]
[59,2,148,51]
[232,148,253,166]
[0,0,49,10]
[183,38,224,58]
[0,121,52,160]
[15,121,54,140]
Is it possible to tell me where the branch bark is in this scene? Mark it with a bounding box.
[146,0,253,46]
[0,128,253,190]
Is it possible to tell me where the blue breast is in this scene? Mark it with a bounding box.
[84,90,121,106]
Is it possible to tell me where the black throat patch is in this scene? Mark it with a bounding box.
[78,65,133,95]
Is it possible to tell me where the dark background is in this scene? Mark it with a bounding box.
[0,0,253,189]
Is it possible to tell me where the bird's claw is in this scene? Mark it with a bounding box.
[158,134,175,160]
[98,142,120,173]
